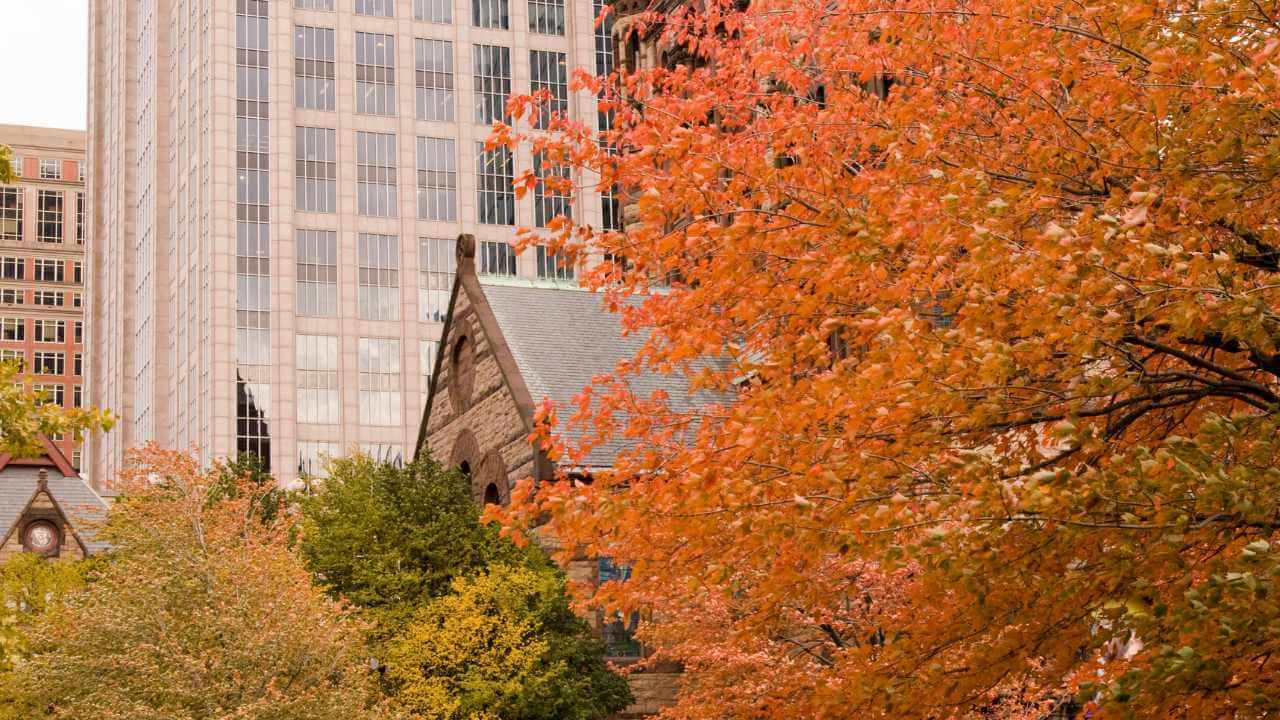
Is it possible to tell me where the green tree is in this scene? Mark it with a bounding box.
[0,145,12,183]
[300,453,632,719]
[385,563,633,720]
[8,447,384,720]
[0,552,89,673]
[299,453,525,633]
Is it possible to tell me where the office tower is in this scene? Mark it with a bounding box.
[0,125,90,471]
[87,0,616,486]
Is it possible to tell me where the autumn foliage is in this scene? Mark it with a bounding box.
[500,1,1280,718]
[6,448,383,720]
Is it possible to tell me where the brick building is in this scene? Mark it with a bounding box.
[416,234,717,716]
[0,125,89,471]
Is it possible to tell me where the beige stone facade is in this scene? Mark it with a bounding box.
[87,0,617,487]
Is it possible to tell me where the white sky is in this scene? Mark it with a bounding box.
[0,1,88,130]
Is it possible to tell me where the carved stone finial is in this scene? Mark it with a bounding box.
[37,469,48,492]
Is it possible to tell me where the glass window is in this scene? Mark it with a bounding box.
[355,0,393,16]
[356,131,398,217]
[0,349,24,369]
[74,320,82,344]
[36,190,63,243]
[75,192,84,244]
[236,373,271,470]
[73,261,82,284]
[536,246,574,280]
[296,229,338,317]
[530,50,568,130]
[414,38,455,122]
[473,45,512,125]
[0,188,21,242]
[39,159,61,180]
[418,237,456,323]
[476,143,514,225]
[294,25,336,111]
[235,223,270,367]
[33,351,64,375]
[597,557,643,657]
[33,258,63,283]
[34,319,65,343]
[416,137,457,221]
[414,0,451,23]
[533,151,571,227]
[73,385,83,408]
[0,256,22,280]
[529,0,565,35]
[295,0,335,8]
[298,441,340,478]
[295,126,338,212]
[360,443,405,467]
[33,383,64,407]
[358,233,400,321]
[74,353,82,376]
[1,317,23,341]
[296,334,339,424]
[420,338,439,410]
[356,32,397,116]
[359,338,402,426]
[472,0,509,29]
[479,240,517,276]
[1,289,23,305]
[33,290,62,307]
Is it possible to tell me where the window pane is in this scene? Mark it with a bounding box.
[356,32,397,116]
[358,233,400,321]
[296,229,338,316]
[415,38,455,122]
[418,237,456,322]
[529,0,565,35]
[473,45,511,125]
[416,137,457,221]
[476,143,514,226]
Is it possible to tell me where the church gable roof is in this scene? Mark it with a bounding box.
[0,440,110,555]
[418,235,725,471]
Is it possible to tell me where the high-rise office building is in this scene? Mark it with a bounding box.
[87,0,616,486]
[0,125,90,471]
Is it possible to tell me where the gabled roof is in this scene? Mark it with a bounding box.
[0,439,110,555]
[418,235,725,470]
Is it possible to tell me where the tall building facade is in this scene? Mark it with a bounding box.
[0,125,89,470]
[87,0,617,486]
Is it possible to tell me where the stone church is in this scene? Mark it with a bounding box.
[0,437,110,562]
[415,234,695,716]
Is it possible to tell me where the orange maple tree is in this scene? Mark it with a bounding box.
[498,1,1280,717]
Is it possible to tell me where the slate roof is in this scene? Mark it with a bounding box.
[0,467,110,554]
[480,278,726,468]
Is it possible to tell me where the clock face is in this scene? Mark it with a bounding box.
[25,521,58,553]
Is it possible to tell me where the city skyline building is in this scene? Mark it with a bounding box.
[87,0,617,486]
[0,124,89,471]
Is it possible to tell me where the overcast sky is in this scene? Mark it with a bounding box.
[0,1,88,130]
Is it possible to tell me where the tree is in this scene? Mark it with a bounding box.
[300,453,631,719]
[299,453,524,634]
[0,553,88,673]
[499,1,1280,718]
[0,145,12,183]
[7,447,384,719]
[384,563,633,720]
[0,361,112,459]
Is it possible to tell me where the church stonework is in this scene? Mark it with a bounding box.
[417,235,681,717]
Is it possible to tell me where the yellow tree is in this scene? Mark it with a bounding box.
[500,1,1280,717]
[8,447,385,720]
